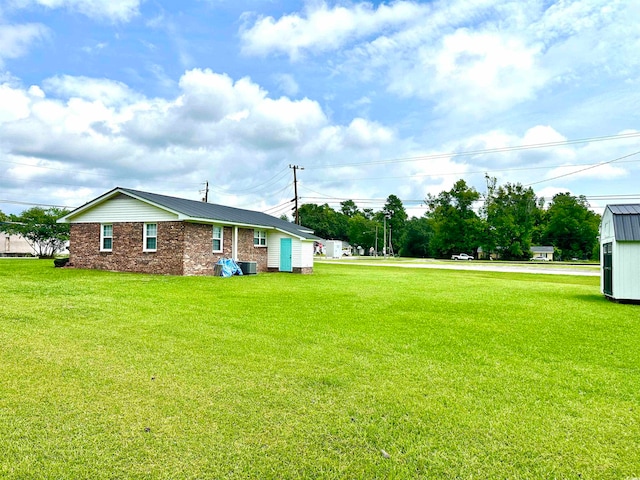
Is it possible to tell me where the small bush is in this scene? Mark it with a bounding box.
[53,257,69,268]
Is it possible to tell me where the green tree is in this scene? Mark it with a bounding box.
[340,200,360,217]
[298,203,348,241]
[486,183,538,260]
[347,214,377,253]
[425,180,482,258]
[542,193,600,260]
[530,197,548,246]
[0,209,7,222]
[362,208,375,220]
[5,207,70,257]
[399,216,433,257]
[379,194,407,254]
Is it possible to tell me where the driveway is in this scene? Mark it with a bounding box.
[317,258,600,276]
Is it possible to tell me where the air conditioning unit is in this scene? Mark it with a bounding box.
[238,261,257,275]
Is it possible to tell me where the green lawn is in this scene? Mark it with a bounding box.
[1,260,638,479]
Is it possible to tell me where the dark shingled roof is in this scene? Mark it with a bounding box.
[65,187,322,241]
[120,188,322,240]
[606,204,640,241]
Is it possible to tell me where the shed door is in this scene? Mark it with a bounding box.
[280,238,293,272]
[603,242,613,296]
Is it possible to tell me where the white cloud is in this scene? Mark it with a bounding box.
[273,73,299,97]
[404,29,548,115]
[11,0,141,22]
[241,0,638,125]
[0,23,49,66]
[42,75,141,106]
[0,83,31,122]
[0,66,421,214]
[240,1,424,60]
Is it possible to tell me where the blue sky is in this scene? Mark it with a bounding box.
[1,0,639,218]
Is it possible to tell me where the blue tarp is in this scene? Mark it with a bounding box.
[216,258,243,277]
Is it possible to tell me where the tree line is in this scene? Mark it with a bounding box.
[299,179,601,261]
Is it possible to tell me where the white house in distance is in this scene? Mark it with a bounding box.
[530,245,554,261]
[600,204,640,303]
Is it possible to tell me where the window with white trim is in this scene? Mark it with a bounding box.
[212,226,223,252]
[101,224,113,251]
[254,229,267,247]
[144,223,157,251]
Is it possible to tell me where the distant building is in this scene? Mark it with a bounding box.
[530,246,554,261]
[0,232,36,257]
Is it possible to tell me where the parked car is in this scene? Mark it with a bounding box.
[451,253,474,260]
[530,255,551,261]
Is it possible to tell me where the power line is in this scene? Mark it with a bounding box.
[524,149,640,186]
[207,167,291,195]
[312,157,640,184]
[0,198,74,208]
[304,131,640,170]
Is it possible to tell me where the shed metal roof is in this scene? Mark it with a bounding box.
[63,187,322,241]
[606,204,640,241]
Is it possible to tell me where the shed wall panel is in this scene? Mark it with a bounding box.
[613,242,640,300]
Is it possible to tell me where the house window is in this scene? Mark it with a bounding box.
[101,224,113,251]
[212,226,223,252]
[254,229,267,247]
[144,223,157,252]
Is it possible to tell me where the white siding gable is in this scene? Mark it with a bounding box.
[70,194,179,223]
[600,209,615,243]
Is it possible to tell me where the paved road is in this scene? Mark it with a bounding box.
[317,258,600,276]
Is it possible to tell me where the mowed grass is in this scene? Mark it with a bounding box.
[1,260,639,479]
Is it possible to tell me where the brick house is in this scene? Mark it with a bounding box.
[58,187,321,275]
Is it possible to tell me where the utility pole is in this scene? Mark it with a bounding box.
[383,216,387,258]
[375,225,378,257]
[201,181,209,203]
[289,164,304,224]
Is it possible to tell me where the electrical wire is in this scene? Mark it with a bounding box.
[524,149,640,186]
[303,131,640,170]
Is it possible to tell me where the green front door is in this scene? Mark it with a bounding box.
[280,238,293,272]
[603,242,612,296]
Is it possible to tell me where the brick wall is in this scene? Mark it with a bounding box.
[183,223,231,275]
[183,224,268,275]
[236,228,268,272]
[70,222,271,276]
[69,222,185,275]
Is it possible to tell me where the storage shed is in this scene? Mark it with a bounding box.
[325,240,343,259]
[600,204,640,303]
